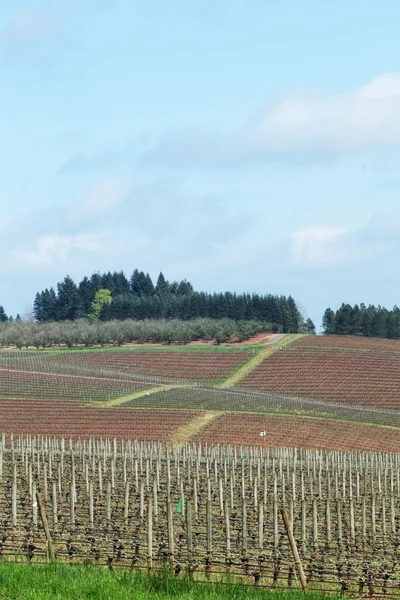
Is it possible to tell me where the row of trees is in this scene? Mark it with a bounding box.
[0,318,272,348]
[322,304,400,339]
[30,270,307,333]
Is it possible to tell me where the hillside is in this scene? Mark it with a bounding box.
[242,334,400,410]
[1,334,400,451]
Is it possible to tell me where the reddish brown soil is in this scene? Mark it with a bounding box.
[0,400,200,441]
[195,413,400,452]
[242,347,400,410]
[295,335,400,352]
[70,351,250,382]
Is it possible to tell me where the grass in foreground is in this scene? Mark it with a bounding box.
[0,563,341,600]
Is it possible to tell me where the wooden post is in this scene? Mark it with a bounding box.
[106,481,111,523]
[147,496,153,572]
[326,499,331,546]
[36,492,56,562]
[124,481,130,526]
[167,501,174,562]
[186,501,193,578]
[224,503,231,574]
[89,480,94,527]
[12,477,17,528]
[52,481,58,526]
[32,481,38,528]
[258,500,264,550]
[206,500,212,579]
[242,498,248,552]
[70,482,75,526]
[281,509,307,591]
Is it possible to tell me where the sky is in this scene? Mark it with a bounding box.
[1,0,400,327]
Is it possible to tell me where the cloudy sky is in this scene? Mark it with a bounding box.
[1,0,400,327]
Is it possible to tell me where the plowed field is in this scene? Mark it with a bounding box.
[68,350,250,382]
[0,400,199,440]
[294,335,400,351]
[195,413,400,451]
[242,347,400,410]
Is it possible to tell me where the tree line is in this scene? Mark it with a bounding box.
[21,269,307,333]
[322,304,400,338]
[0,318,272,348]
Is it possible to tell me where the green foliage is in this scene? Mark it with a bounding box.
[88,289,112,322]
[322,303,400,339]
[0,318,270,348]
[322,308,335,335]
[32,268,305,332]
[302,318,316,334]
[0,306,8,322]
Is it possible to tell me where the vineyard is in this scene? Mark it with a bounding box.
[243,341,400,410]
[293,335,400,351]
[1,336,400,453]
[1,436,400,597]
[195,413,400,452]
[1,335,400,595]
[0,347,252,401]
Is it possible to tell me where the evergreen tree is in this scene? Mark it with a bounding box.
[177,280,193,295]
[57,276,83,321]
[130,269,147,296]
[287,296,300,333]
[322,308,336,334]
[155,272,170,295]
[78,276,94,315]
[143,273,155,296]
[32,267,305,330]
[112,271,130,295]
[33,288,58,322]
[304,318,316,334]
[0,306,7,322]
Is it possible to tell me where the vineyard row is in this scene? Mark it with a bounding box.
[0,436,400,596]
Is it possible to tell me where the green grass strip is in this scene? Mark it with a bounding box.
[218,335,303,388]
[0,563,340,600]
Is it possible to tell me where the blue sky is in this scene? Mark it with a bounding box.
[1,0,400,327]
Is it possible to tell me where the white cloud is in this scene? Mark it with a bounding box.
[12,234,101,268]
[289,210,400,269]
[82,178,129,215]
[290,226,348,267]
[143,74,400,167]
[254,74,400,153]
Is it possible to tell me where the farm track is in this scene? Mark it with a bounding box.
[2,334,400,450]
[171,410,222,443]
[218,334,301,388]
[90,385,183,408]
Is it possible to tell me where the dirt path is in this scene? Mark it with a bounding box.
[171,410,222,443]
[89,385,181,408]
[218,334,303,388]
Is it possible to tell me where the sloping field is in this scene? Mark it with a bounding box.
[0,400,199,440]
[68,348,251,382]
[195,412,400,451]
[294,334,400,351]
[0,368,154,401]
[0,348,252,401]
[123,385,400,427]
[242,345,400,410]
